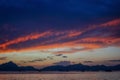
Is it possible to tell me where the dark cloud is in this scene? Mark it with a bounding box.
[62,56,68,58]
[22,58,47,63]
[56,54,63,56]
[84,61,93,63]
[21,61,27,63]
[108,60,120,62]
[55,54,68,58]
[0,57,7,60]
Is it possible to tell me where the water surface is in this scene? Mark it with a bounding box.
[0,72,119,80]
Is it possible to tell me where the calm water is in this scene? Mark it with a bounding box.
[0,72,120,80]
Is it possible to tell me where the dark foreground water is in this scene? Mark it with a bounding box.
[0,72,120,80]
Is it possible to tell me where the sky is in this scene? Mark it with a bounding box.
[0,0,120,68]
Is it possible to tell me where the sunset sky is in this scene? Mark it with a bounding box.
[0,0,120,68]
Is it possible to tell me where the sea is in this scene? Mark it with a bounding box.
[0,72,119,80]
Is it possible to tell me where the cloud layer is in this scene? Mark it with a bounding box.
[0,18,120,53]
[0,0,120,54]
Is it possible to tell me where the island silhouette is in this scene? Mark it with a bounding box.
[0,61,120,72]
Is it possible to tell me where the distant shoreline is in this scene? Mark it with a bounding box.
[0,71,120,74]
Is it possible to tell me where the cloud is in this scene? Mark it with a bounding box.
[0,31,51,49]
[0,18,120,53]
[108,60,120,62]
[0,0,120,54]
[84,61,93,63]
[56,54,63,56]
[54,61,72,66]
[53,47,90,54]
[62,56,68,58]
[22,58,47,63]
[0,57,7,60]
[100,19,120,27]
[47,56,53,60]
[55,54,68,58]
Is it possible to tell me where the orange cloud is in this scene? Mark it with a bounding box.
[100,19,120,27]
[67,31,82,37]
[0,37,103,53]
[85,18,120,33]
[0,31,52,49]
[0,36,119,54]
[0,19,120,54]
[41,30,82,45]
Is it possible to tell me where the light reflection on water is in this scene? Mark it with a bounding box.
[0,72,120,80]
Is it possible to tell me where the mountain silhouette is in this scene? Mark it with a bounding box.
[0,62,120,72]
[0,61,38,71]
[40,63,120,72]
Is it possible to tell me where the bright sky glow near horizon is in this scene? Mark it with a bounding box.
[0,0,120,68]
